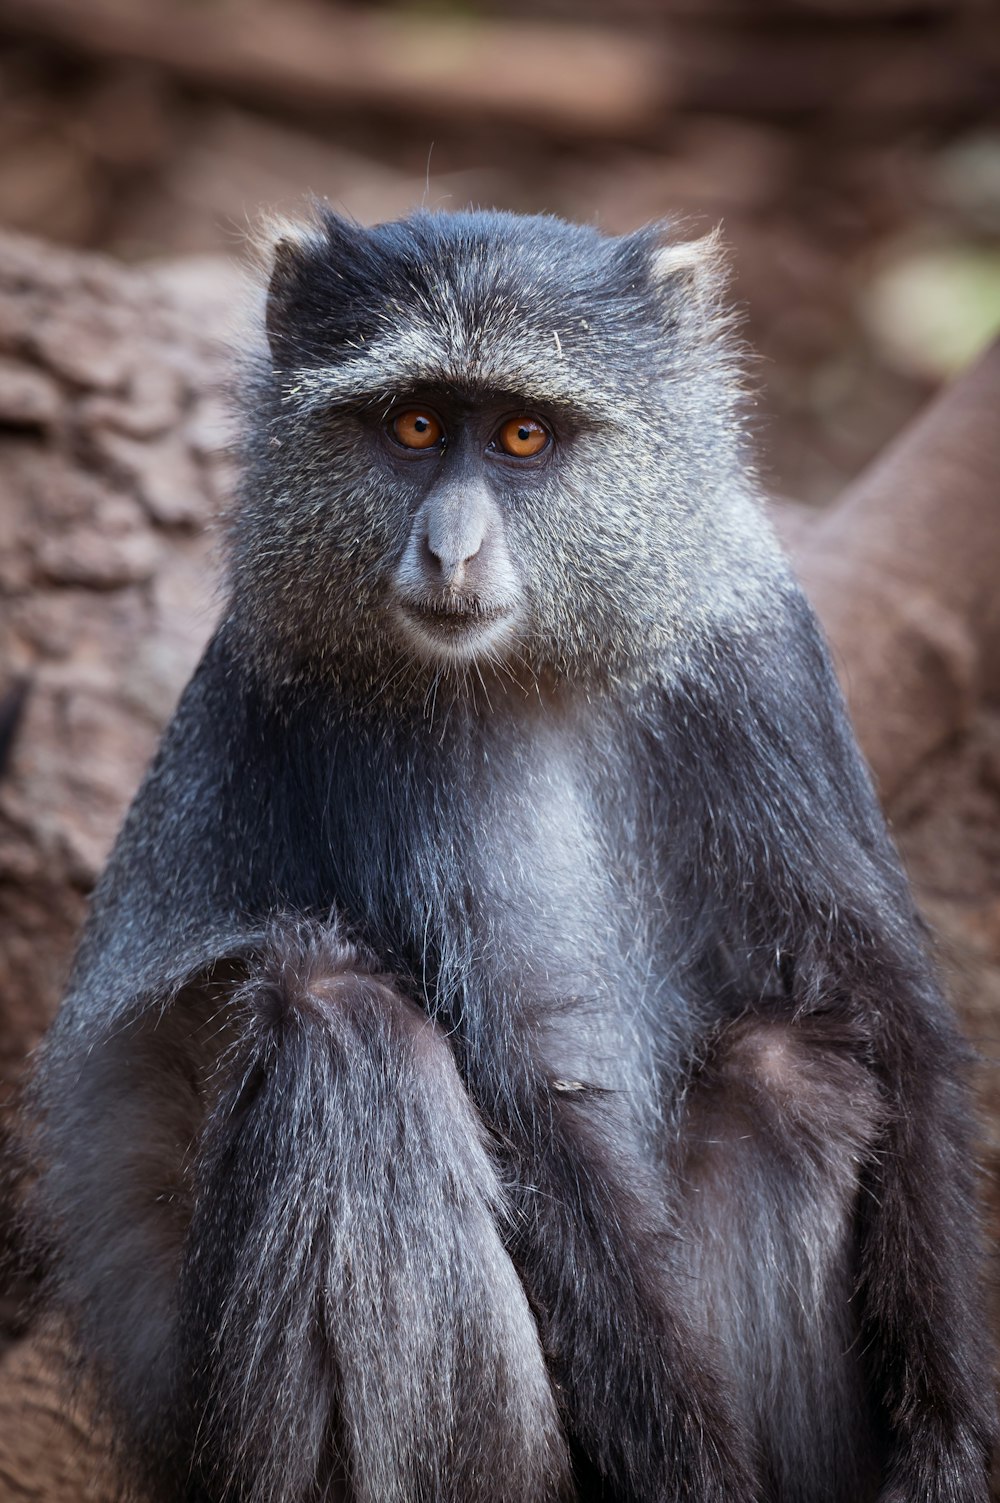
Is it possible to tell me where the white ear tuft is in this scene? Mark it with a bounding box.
[248,212,326,282]
[650,227,726,305]
[254,212,330,358]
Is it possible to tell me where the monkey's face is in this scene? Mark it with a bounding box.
[379,401,546,666]
[231,208,758,696]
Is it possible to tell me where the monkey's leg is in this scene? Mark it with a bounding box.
[677,1013,886,1503]
[678,1006,995,1503]
[471,1043,759,1503]
[40,924,573,1503]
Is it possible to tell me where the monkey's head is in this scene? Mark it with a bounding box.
[232,208,777,699]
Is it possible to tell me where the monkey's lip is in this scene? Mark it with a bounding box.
[400,597,512,636]
[393,594,519,662]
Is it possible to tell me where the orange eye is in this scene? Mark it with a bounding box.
[496,416,550,458]
[391,410,443,449]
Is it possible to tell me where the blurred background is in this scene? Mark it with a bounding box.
[0,0,999,506]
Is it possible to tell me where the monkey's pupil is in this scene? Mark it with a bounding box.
[518,426,530,441]
[414,418,429,432]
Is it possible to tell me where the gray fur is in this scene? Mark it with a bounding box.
[28,207,994,1503]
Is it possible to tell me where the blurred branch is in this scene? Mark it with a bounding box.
[0,0,668,139]
[0,0,997,138]
[793,336,1000,803]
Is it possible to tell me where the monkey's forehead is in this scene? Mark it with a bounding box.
[269,209,689,414]
[280,318,660,418]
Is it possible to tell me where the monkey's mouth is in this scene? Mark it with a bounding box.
[395,594,517,660]
[406,596,510,632]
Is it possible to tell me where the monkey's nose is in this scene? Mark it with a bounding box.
[422,527,484,591]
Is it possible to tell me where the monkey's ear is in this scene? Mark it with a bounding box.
[259,209,368,363]
[647,226,726,314]
[261,218,325,361]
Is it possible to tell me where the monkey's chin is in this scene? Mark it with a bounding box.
[394,600,518,667]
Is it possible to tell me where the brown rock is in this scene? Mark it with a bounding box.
[0,356,61,427]
[93,428,207,528]
[0,1325,119,1502]
[0,228,231,1212]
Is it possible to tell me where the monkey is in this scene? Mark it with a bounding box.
[27,207,996,1503]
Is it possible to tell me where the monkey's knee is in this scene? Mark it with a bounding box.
[218,919,469,1129]
[204,918,514,1290]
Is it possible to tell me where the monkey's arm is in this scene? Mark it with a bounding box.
[658,599,996,1502]
[857,997,994,1501]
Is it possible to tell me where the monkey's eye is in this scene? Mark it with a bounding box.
[495,416,551,459]
[390,410,444,450]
